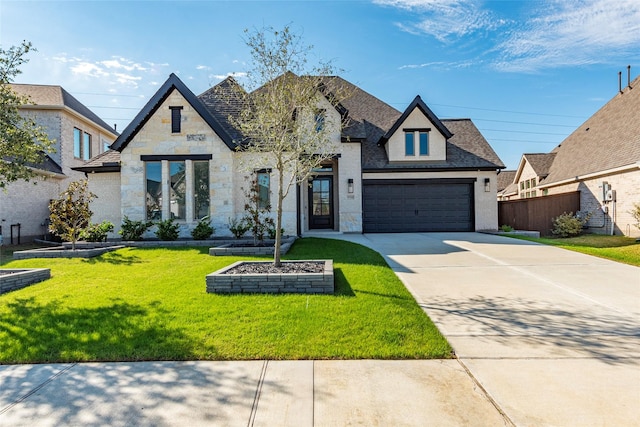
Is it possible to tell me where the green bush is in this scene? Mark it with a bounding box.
[191,216,214,240]
[81,221,114,242]
[500,224,513,232]
[119,216,152,241]
[631,203,640,230]
[552,212,585,238]
[228,217,249,239]
[155,218,180,241]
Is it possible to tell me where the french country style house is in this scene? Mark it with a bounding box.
[75,73,505,238]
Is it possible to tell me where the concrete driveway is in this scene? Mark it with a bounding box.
[337,232,640,426]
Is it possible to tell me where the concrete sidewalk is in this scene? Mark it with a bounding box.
[0,360,508,426]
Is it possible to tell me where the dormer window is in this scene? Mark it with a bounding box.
[405,132,415,156]
[419,132,429,155]
[314,109,326,132]
[170,106,183,133]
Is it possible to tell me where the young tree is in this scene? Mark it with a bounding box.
[49,180,96,250]
[0,41,55,188]
[226,26,350,266]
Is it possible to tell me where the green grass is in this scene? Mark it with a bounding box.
[0,238,451,363]
[507,234,640,266]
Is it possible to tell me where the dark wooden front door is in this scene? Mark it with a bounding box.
[309,176,334,229]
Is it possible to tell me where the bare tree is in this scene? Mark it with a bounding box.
[227,25,350,266]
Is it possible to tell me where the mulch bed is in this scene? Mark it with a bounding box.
[224,261,324,275]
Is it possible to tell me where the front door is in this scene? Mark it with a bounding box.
[309,176,334,229]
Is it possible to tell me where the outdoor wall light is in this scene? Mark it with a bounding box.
[484,178,491,192]
[348,178,354,193]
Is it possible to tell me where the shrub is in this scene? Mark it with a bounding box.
[631,203,640,230]
[48,180,95,250]
[241,176,274,245]
[228,217,249,239]
[552,212,586,238]
[500,224,513,232]
[119,216,152,241]
[191,216,214,240]
[81,221,114,242]
[267,224,284,240]
[155,218,180,241]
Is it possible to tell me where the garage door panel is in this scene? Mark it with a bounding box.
[363,180,474,233]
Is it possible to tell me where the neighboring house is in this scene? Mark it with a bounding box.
[505,74,640,237]
[511,153,556,199]
[496,170,517,201]
[0,84,118,242]
[76,73,504,238]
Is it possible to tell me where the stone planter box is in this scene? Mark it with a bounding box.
[0,268,51,295]
[209,236,296,256]
[206,259,334,294]
[12,245,125,260]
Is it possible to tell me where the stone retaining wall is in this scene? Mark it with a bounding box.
[208,237,296,256]
[206,260,334,294]
[0,269,51,295]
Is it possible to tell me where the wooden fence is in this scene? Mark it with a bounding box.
[498,191,580,236]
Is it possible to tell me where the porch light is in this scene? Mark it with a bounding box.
[348,178,354,194]
[484,178,490,192]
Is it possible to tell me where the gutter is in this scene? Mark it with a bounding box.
[537,162,640,189]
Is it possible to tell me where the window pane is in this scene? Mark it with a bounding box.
[314,109,325,132]
[171,107,181,133]
[257,172,270,209]
[170,161,186,220]
[73,128,81,158]
[193,161,210,220]
[419,132,429,155]
[146,162,162,220]
[83,132,91,160]
[405,132,414,156]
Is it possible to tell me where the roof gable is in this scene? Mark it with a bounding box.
[110,73,235,152]
[10,83,117,136]
[513,153,556,183]
[380,95,453,145]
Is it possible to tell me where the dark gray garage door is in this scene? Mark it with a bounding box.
[363,179,475,233]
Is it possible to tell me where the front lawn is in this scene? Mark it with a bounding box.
[507,234,640,266]
[0,238,451,363]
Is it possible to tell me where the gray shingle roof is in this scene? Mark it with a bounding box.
[523,153,556,180]
[9,83,117,135]
[497,170,517,192]
[542,75,640,186]
[72,150,121,173]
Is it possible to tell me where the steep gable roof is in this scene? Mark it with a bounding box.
[362,118,505,171]
[110,73,235,152]
[541,75,640,186]
[513,152,556,183]
[497,170,517,192]
[379,95,453,145]
[9,83,117,136]
[198,76,247,146]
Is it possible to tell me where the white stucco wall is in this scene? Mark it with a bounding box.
[87,172,122,238]
[386,108,447,163]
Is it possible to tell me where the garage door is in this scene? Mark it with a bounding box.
[363,179,475,233]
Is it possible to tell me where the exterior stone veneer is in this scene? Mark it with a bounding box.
[206,260,334,294]
[0,269,51,295]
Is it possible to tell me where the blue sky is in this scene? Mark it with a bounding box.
[2,0,639,169]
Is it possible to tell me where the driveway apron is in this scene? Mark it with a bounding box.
[337,232,640,427]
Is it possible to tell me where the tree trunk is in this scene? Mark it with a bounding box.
[273,169,285,267]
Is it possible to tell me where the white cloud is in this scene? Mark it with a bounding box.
[71,62,109,78]
[494,0,640,72]
[196,65,211,70]
[101,57,147,72]
[374,0,504,42]
[399,60,474,70]
[210,71,248,80]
